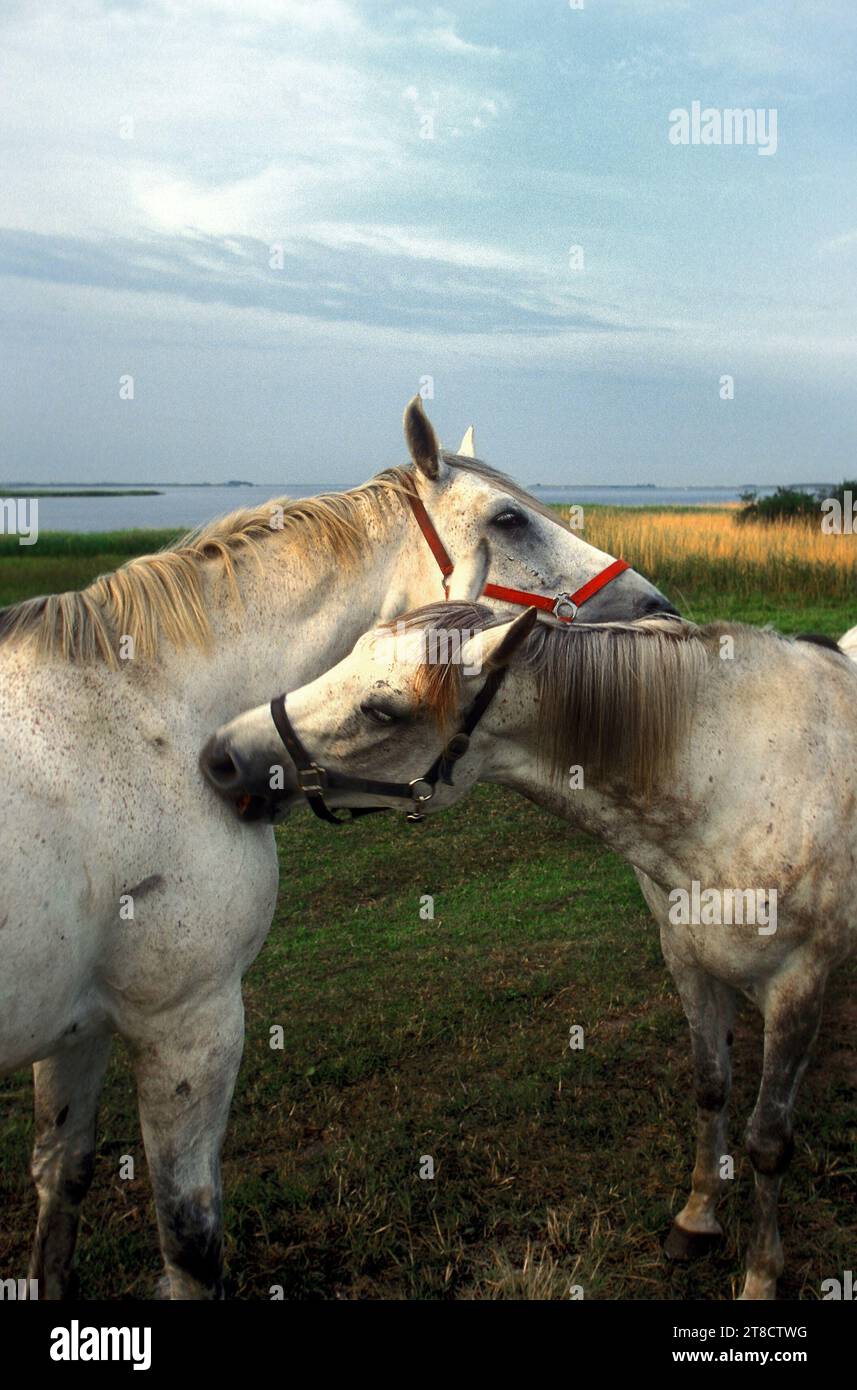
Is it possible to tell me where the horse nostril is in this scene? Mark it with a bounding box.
[200,735,241,791]
[211,753,239,783]
[639,593,680,618]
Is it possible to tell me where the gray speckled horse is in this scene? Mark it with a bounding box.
[0,400,672,1299]
[208,604,857,1300]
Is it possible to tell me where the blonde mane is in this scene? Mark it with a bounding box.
[0,469,413,667]
[0,453,578,670]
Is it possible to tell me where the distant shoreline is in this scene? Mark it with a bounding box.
[0,489,161,498]
[0,482,252,490]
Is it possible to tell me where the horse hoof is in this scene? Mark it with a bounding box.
[737,1278,777,1301]
[664,1221,723,1262]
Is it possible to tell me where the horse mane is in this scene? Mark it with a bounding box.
[522,614,709,798]
[0,452,563,669]
[396,603,723,798]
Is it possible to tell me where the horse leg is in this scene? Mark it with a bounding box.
[28,1033,113,1299]
[663,962,736,1260]
[129,987,245,1300]
[739,968,825,1301]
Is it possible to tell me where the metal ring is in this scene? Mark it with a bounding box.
[552,594,578,622]
[409,778,435,803]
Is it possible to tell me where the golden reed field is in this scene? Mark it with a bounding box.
[564,506,857,604]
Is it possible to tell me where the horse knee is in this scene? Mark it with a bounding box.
[745,1120,794,1177]
[693,1057,729,1114]
[695,1079,728,1113]
[161,1186,223,1296]
[32,1139,96,1208]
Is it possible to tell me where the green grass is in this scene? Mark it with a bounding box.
[0,528,855,1300]
[0,531,184,609]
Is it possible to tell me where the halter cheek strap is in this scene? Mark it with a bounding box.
[270,694,403,825]
[405,487,630,620]
[269,667,507,826]
[406,491,454,596]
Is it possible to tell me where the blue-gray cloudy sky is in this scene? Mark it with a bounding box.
[1,0,855,485]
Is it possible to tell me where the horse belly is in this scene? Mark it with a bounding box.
[637,869,816,994]
[0,854,107,1072]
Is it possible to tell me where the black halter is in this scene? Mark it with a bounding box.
[269,666,507,825]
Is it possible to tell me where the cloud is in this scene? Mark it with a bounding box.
[415,24,501,58]
[819,230,857,255]
[154,0,361,32]
[295,223,540,275]
[1,0,856,485]
[0,224,632,337]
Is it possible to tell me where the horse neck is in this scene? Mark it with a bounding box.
[478,671,704,886]
[162,502,438,734]
[481,638,824,890]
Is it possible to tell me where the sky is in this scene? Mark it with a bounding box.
[1,0,856,486]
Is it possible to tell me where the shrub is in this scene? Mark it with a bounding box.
[737,487,820,524]
[737,481,857,525]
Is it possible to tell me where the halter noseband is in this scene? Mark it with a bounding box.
[269,665,507,826]
[406,487,630,621]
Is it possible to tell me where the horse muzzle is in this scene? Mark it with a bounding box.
[199,731,294,822]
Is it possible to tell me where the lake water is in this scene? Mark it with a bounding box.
[7,483,792,534]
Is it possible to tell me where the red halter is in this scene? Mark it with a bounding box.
[406,489,630,623]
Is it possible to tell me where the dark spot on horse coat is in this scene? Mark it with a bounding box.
[175,1080,191,1097]
[128,874,164,898]
[55,1105,69,1127]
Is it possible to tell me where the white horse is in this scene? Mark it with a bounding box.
[0,399,673,1299]
[839,623,857,661]
[205,604,857,1300]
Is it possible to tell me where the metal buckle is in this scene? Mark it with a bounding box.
[298,764,328,794]
[552,593,578,622]
[409,777,434,804]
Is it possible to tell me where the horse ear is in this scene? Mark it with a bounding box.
[460,607,539,673]
[403,395,441,479]
[457,425,476,458]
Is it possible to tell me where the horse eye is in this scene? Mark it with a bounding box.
[492,508,528,530]
[360,702,397,726]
